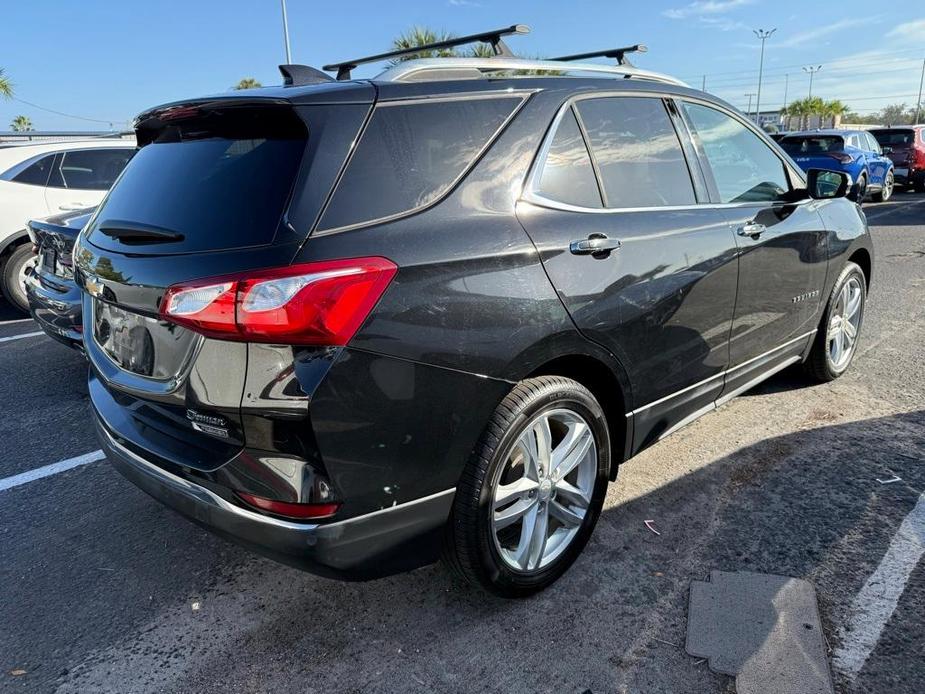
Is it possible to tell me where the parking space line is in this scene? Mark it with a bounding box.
[865,198,925,222]
[0,330,44,343]
[833,492,925,677]
[0,317,36,325]
[0,450,105,493]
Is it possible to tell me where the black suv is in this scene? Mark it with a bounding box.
[75,28,872,597]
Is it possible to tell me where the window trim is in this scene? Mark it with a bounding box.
[311,90,535,236]
[523,91,726,215]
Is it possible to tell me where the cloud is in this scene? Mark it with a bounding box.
[447,0,481,6]
[776,17,874,48]
[887,18,925,41]
[699,16,748,32]
[662,0,751,20]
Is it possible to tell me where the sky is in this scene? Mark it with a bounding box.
[0,0,923,131]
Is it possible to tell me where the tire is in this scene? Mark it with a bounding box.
[854,172,868,203]
[1,243,34,313]
[872,170,894,202]
[804,261,866,382]
[444,376,611,597]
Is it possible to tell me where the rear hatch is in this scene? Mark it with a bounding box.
[871,129,915,170]
[780,134,852,170]
[29,208,92,283]
[77,89,375,469]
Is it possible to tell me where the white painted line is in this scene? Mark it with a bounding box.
[864,197,925,221]
[0,317,36,325]
[0,330,44,343]
[0,450,105,492]
[833,492,925,677]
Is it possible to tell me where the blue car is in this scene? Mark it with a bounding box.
[779,130,895,202]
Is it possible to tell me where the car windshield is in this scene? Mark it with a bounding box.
[872,130,914,146]
[780,136,844,154]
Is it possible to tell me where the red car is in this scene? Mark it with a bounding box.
[871,126,925,193]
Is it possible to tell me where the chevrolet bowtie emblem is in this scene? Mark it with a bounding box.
[85,275,105,298]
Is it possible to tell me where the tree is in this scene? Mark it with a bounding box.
[10,115,32,132]
[391,27,459,62]
[233,77,262,90]
[0,68,11,99]
[879,103,910,126]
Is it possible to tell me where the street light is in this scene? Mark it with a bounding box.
[753,28,776,124]
[745,93,756,119]
[803,65,822,99]
[280,0,292,64]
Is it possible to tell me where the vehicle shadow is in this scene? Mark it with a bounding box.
[44,408,925,694]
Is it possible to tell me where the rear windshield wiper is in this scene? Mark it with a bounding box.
[98,220,185,244]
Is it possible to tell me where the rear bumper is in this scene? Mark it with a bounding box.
[25,269,83,350]
[96,414,455,580]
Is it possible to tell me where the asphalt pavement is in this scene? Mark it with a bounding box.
[1,192,923,693]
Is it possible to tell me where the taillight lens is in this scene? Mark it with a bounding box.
[159,257,397,345]
[827,152,854,164]
[236,492,341,520]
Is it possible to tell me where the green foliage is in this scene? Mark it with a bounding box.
[10,115,32,132]
[0,68,12,99]
[233,77,262,90]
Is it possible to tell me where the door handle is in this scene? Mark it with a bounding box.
[569,233,622,256]
[737,222,766,239]
[58,203,83,211]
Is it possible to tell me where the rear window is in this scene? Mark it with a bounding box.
[780,136,844,154]
[86,107,307,254]
[10,154,55,186]
[317,96,523,232]
[872,129,914,146]
[49,148,134,190]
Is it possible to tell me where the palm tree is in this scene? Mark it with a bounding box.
[10,115,33,132]
[821,99,850,128]
[0,68,12,99]
[233,77,262,90]
[391,27,459,63]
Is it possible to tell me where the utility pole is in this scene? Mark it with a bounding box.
[803,65,822,99]
[701,75,706,91]
[280,0,292,64]
[781,73,789,127]
[914,57,924,125]
[745,93,756,120]
[753,28,776,125]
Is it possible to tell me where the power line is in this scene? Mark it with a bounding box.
[10,96,126,127]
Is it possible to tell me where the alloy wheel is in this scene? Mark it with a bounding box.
[827,276,863,370]
[490,408,597,573]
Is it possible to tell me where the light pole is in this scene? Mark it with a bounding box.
[753,28,776,124]
[745,93,756,120]
[781,73,789,126]
[914,57,924,125]
[803,65,822,99]
[280,0,292,64]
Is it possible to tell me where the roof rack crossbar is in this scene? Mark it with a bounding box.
[323,24,530,81]
[549,44,648,68]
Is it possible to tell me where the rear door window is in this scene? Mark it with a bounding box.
[534,108,603,209]
[317,96,523,231]
[574,97,696,208]
[683,102,790,203]
[55,148,135,190]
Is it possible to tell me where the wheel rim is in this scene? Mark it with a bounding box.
[883,172,893,200]
[827,277,863,370]
[858,175,867,200]
[16,255,31,297]
[490,408,597,573]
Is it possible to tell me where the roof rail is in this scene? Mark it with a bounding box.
[375,57,687,87]
[323,24,530,81]
[278,64,334,86]
[548,44,648,68]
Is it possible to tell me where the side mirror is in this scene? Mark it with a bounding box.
[807,169,851,200]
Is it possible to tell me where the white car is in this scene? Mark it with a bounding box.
[0,139,135,311]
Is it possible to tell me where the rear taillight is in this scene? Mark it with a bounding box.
[827,152,854,164]
[159,257,397,345]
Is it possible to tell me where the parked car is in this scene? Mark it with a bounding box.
[870,125,925,193]
[25,207,95,349]
[778,129,894,202]
[75,39,873,597]
[0,140,135,311]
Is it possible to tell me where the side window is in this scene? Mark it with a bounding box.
[864,133,881,154]
[682,102,790,204]
[575,97,696,208]
[534,107,602,208]
[11,154,55,186]
[56,148,134,190]
[318,96,523,231]
[847,135,860,149]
